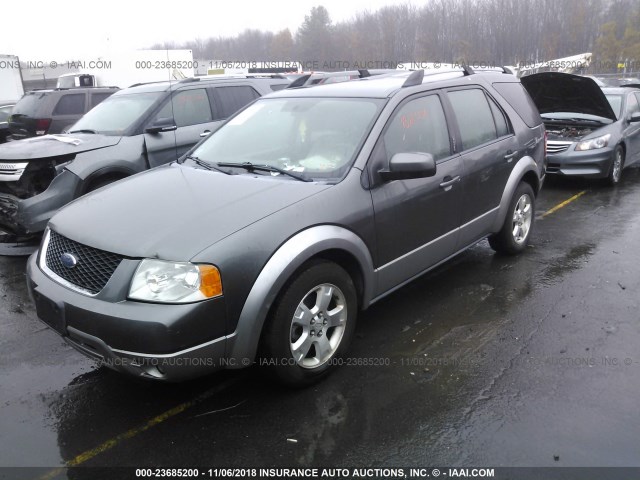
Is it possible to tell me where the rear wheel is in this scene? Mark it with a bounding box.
[606,146,624,186]
[261,260,357,386]
[489,182,535,255]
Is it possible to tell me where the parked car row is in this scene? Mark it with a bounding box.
[0,75,289,252]
[10,67,640,386]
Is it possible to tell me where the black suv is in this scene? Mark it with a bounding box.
[27,68,545,384]
[0,75,289,251]
[8,87,119,140]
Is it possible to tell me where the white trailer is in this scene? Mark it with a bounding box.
[0,54,25,104]
[56,49,195,89]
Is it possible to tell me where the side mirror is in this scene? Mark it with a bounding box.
[379,152,437,181]
[629,112,640,123]
[145,117,177,134]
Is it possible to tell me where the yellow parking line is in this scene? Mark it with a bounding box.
[541,190,587,218]
[36,376,241,479]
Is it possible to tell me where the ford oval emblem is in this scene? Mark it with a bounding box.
[60,253,78,269]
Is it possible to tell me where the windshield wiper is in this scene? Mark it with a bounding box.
[68,129,98,134]
[216,162,312,182]
[184,155,231,174]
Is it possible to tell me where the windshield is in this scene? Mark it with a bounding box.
[70,92,163,135]
[605,94,623,119]
[191,97,382,182]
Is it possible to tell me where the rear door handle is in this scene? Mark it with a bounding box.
[439,175,461,191]
[200,130,211,137]
[504,150,518,162]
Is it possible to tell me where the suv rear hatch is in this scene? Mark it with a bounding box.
[9,91,51,140]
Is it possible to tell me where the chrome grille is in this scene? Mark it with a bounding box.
[546,141,572,154]
[44,230,123,295]
[0,161,28,181]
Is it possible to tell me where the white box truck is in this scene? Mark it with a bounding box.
[0,54,25,104]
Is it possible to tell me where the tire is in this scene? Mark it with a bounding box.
[260,260,358,387]
[489,182,535,255]
[606,146,624,186]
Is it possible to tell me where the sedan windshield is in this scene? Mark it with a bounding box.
[191,97,383,182]
[70,92,163,135]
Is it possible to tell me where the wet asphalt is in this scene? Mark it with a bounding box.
[1,168,640,477]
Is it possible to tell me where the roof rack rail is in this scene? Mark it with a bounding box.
[620,83,640,89]
[188,73,287,81]
[286,70,375,89]
[402,69,424,87]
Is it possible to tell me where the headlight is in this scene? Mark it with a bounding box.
[575,134,611,151]
[129,259,222,303]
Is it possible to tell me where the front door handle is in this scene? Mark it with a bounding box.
[439,175,461,191]
[200,130,211,138]
[504,150,518,162]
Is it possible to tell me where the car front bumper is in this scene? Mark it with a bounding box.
[545,146,614,178]
[26,251,232,381]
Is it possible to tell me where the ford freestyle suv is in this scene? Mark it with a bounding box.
[0,75,289,252]
[27,68,545,385]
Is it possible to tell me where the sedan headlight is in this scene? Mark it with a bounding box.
[129,259,222,303]
[575,134,611,151]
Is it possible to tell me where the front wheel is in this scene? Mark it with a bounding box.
[489,182,535,255]
[260,260,357,387]
[606,146,624,186]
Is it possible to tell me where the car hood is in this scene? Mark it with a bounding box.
[50,163,331,259]
[0,134,121,160]
[521,72,617,121]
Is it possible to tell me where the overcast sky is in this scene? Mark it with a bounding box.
[3,0,414,60]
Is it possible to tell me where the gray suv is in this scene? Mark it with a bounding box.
[27,68,545,385]
[0,75,289,249]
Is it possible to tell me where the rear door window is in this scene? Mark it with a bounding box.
[52,94,86,116]
[212,86,260,120]
[448,89,497,150]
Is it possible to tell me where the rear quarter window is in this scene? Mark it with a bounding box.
[52,94,86,116]
[492,82,542,128]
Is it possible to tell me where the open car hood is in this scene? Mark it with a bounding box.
[0,134,121,161]
[521,72,617,121]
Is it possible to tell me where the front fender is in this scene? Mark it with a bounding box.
[226,225,375,366]
[491,156,539,232]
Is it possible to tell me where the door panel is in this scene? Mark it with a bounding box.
[626,93,640,163]
[372,156,463,295]
[446,88,519,247]
[144,88,220,168]
[368,94,463,296]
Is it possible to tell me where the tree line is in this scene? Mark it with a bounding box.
[152,0,640,73]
